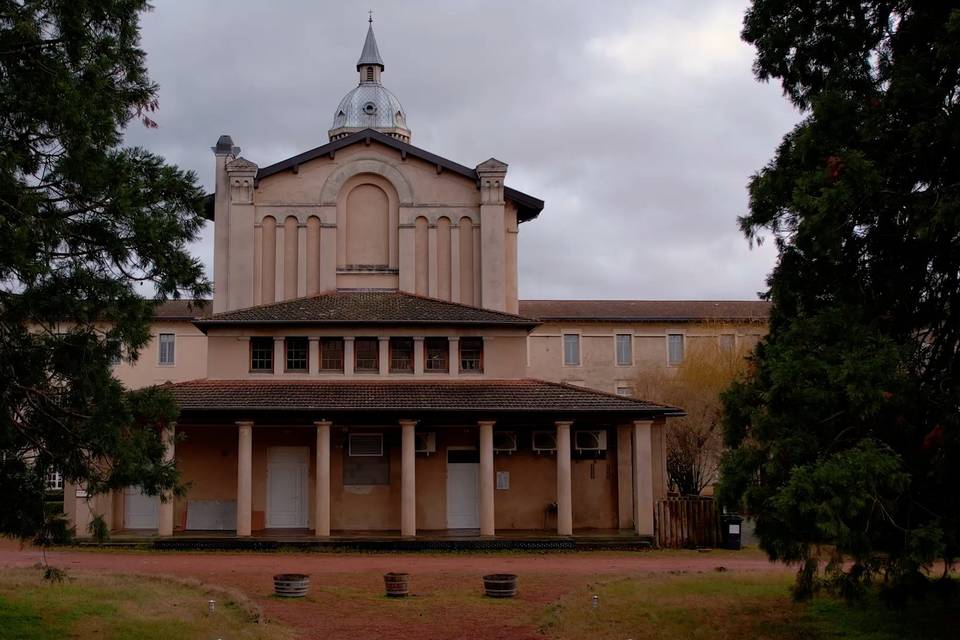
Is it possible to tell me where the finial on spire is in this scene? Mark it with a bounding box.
[368,10,373,24]
[357,12,385,71]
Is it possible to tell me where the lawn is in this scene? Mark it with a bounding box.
[0,567,291,640]
[538,571,960,640]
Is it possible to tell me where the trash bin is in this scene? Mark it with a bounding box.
[721,514,743,550]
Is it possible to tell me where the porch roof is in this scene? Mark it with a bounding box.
[165,378,680,417]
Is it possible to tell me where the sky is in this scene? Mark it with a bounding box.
[124,0,800,301]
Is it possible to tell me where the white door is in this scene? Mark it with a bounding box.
[124,486,159,530]
[267,447,309,528]
[446,450,480,529]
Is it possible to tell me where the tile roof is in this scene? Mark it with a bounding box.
[195,291,538,328]
[166,378,679,415]
[151,299,210,320]
[518,299,771,322]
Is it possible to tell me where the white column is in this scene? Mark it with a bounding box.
[556,422,573,536]
[633,420,654,536]
[556,421,573,536]
[157,423,175,536]
[343,337,355,375]
[448,336,460,377]
[616,424,634,530]
[379,337,390,375]
[413,337,425,375]
[400,419,417,536]
[236,421,253,536]
[478,420,495,536]
[314,420,331,537]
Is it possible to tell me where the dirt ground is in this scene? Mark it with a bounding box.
[0,540,791,639]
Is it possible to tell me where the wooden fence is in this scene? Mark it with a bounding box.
[654,496,722,549]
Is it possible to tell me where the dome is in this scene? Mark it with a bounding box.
[329,83,410,141]
[328,18,411,143]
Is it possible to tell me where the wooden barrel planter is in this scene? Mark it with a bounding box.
[384,572,410,597]
[273,574,310,598]
[482,574,518,598]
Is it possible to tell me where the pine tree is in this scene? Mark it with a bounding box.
[0,1,209,541]
[720,1,960,598]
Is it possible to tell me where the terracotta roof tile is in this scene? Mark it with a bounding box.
[195,291,537,327]
[518,299,770,322]
[153,299,211,320]
[166,378,679,415]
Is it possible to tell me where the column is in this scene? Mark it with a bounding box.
[478,420,495,536]
[379,337,390,375]
[157,423,175,536]
[413,337,425,375]
[308,337,320,374]
[343,337,355,375]
[556,421,573,536]
[448,337,460,377]
[616,424,634,530]
[633,420,654,536]
[273,337,284,374]
[314,420,331,537]
[400,419,417,537]
[236,421,253,536]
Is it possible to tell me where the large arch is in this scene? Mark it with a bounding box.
[319,158,414,206]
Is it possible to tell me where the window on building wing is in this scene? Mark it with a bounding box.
[319,338,344,372]
[424,338,449,372]
[719,334,736,352]
[285,337,308,372]
[390,337,414,373]
[250,337,274,372]
[615,333,632,366]
[668,334,685,365]
[355,337,379,372]
[563,334,580,366]
[158,333,175,365]
[616,385,633,397]
[459,337,483,373]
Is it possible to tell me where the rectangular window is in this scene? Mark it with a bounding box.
[719,334,736,352]
[158,333,175,365]
[250,337,274,372]
[424,337,449,372]
[45,471,63,491]
[318,338,344,372]
[563,334,580,366]
[459,337,483,373]
[615,333,632,366]
[390,337,414,373]
[616,385,633,397]
[107,337,122,366]
[354,337,379,372]
[285,337,308,372]
[668,334,684,365]
[349,433,383,457]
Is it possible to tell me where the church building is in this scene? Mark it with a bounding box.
[64,20,769,543]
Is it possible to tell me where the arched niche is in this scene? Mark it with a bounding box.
[336,173,401,271]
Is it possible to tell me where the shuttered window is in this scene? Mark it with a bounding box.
[158,333,175,365]
[615,334,632,366]
[668,334,684,365]
[563,334,580,366]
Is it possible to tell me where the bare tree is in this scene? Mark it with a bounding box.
[635,330,753,495]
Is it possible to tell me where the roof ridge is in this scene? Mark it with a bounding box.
[393,290,536,321]
[528,378,681,412]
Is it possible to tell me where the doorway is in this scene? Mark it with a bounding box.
[124,486,159,530]
[446,447,480,529]
[266,446,309,528]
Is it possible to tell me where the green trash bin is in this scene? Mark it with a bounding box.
[721,514,744,550]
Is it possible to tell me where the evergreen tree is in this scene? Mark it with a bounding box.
[720,1,960,597]
[0,1,208,541]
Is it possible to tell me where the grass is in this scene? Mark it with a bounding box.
[537,571,960,640]
[0,567,292,640]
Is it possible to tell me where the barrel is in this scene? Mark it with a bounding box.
[482,574,518,598]
[384,572,410,597]
[273,574,310,598]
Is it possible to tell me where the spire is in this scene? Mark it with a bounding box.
[357,13,385,71]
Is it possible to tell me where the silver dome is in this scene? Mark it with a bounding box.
[330,83,408,134]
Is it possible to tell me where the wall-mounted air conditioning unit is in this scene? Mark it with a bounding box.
[415,432,436,454]
[532,431,557,454]
[492,431,517,454]
[574,430,607,452]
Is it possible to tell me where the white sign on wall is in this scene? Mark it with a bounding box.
[496,471,510,490]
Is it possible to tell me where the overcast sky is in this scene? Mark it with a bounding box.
[124,0,799,301]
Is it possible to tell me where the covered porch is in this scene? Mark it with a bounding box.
[111,379,678,541]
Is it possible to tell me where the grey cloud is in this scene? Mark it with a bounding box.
[125,0,798,301]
